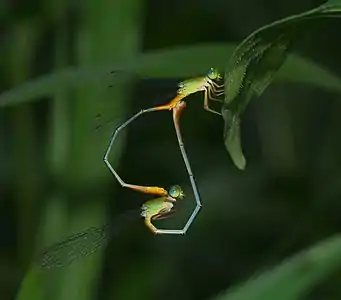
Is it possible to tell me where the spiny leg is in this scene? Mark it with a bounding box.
[208,81,224,95]
[206,85,224,117]
[203,89,222,116]
[207,85,224,102]
[208,81,225,101]
[172,101,202,233]
[104,107,168,197]
[211,80,224,89]
[152,210,176,221]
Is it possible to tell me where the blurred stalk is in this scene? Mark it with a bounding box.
[36,6,71,300]
[16,5,73,300]
[55,1,146,300]
[8,20,42,266]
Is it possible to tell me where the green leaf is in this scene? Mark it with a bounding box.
[223,0,341,170]
[214,234,341,300]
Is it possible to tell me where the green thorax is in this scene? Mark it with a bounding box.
[141,197,173,218]
[177,77,207,96]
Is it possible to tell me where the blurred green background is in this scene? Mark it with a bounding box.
[2,0,341,299]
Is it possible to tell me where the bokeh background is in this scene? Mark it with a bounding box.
[2,0,341,299]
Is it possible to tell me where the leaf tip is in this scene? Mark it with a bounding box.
[225,140,247,170]
[222,110,247,170]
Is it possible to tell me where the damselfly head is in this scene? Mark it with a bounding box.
[207,68,222,80]
[168,185,185,200]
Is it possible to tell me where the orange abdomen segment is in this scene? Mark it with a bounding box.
[153,94,185,111]
[130,185,168,196]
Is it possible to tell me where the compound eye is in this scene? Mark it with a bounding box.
[207,68,217,79]
[168,185,184,200]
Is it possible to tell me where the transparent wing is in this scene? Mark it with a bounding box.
[38,225,110,269]
[36,208,140,269]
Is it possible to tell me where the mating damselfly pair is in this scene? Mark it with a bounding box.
[36,68,224,269]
